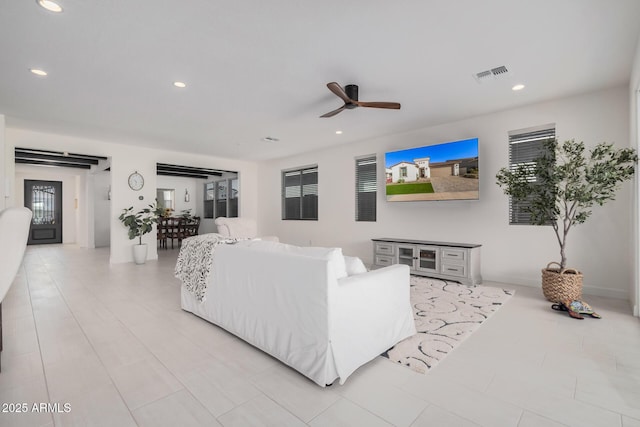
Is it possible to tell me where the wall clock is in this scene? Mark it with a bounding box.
[128,171,144,191]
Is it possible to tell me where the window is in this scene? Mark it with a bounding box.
[282,166,318,220]
[228,178,239,217]
[400,166,407,178]
[507,124,555,225]
[355,155,377,222]
[215,180,227,219]
[204,182,214,218]
[204,177,238,219]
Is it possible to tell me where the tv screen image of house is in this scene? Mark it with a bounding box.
[385,138,479,201]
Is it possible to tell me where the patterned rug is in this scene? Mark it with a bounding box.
[382,276,514,374]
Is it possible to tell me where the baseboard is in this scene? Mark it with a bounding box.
[581,285,628,300]
[484,275,629,300]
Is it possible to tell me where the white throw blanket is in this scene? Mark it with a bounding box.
[174,233,243,302]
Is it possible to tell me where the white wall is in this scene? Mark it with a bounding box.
[94,170,111,248]
[0,114,5,209]
[156,175,203,216]
[630,33,640,316]
[5,128,259,264]
[258,86,632,299]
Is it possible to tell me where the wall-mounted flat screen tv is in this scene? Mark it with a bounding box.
[385,138,479,202]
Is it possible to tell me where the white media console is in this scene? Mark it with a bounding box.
[372,238,482,285]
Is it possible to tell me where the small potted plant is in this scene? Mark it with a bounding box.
[496,138,637,302]
[118,203,163,264]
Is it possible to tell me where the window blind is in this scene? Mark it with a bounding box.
[203,182,214,218]
[282,166,318,220]
[355,156,377,222]
[204,178,238,219]
[508,125,555,225]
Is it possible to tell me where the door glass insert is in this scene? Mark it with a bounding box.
[398,247,414,267]
[31,184,57,225]
[419,248,437,270]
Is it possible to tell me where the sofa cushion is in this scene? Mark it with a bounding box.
[344,256,367,276]
[235,240,348,279]
[214,217,257,238]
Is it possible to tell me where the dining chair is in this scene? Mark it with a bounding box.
[0,207,33,371]
[157,217,168,249]
[167,217,186,248]
[185,216,200,238]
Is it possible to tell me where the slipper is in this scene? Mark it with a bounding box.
[551,300,601,319]
[565,300,602,319]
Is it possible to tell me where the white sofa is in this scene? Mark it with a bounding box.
[0,207,33,371]
[214,217,278,242]
[180,239,416,386]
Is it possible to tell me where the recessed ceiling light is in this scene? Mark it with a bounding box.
[173,81,187,88]
[29,68,48,76]
[37,0,63,13]
[335,130,343,135]
[512,84,525,91]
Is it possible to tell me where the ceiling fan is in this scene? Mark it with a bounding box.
[320,82,401,118]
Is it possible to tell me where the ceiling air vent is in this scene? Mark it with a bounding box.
[473,65,510,83]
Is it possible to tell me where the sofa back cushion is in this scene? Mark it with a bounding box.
[236,240,348,279]
[214,217,257,238]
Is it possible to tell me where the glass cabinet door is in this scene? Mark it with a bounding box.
[417,246,439,272]
[396,245,416,268]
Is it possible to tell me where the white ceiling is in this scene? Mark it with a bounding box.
[1,0,639,160]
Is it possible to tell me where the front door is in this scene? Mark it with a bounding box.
[24,180,63,245]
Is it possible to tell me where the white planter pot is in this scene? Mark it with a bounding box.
[132,244,148,265]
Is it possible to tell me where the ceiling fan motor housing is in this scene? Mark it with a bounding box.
[345,84,359,108]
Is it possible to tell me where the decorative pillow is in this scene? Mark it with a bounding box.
[344,256,367,276]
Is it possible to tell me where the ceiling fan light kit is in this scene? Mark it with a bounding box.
[320,82,401,118]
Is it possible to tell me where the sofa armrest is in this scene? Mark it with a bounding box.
[330,264,415,382]
[337,264,409,293]
[335,264,412,321]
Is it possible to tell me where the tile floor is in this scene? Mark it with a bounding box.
[1,244,639,427]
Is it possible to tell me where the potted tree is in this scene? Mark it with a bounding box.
[118,203,163,264]
[496,138,637,302]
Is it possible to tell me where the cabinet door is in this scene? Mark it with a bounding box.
[416,245,439,273]
[441,248,466,262]
[441,263,466,277]
[375,242,395,256]
[375,255,394,267]
[396,244,416,269]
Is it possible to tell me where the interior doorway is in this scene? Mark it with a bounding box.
[24,179,63,244]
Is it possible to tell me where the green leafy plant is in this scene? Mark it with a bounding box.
[496,138,637,269]
[118,203,163,245]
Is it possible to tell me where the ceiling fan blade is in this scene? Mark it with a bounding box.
[320,105,346,118]
[326,82,352,103]
[356,101,401,110]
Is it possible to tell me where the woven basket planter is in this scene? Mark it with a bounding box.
[541,262,583,302]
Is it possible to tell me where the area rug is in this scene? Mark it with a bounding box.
[382,276,514,374]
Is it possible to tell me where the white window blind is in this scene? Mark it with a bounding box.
[508,125,555,225]
[355,156,377,222]
[282,166,318,220]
